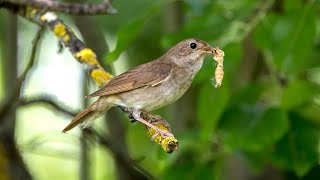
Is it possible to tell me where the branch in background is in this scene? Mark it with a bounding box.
[85,128,154,180]
[17,96,153,179]
[73,14,135,180]
[0,13,37,180]
[0,26,44,120]
[5,5,178,153]
[218,0,275,46]
[19,96,77,117]
[24,9,113,87]
[0,0,117,15]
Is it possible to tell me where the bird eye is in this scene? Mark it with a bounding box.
[190,42,197,49]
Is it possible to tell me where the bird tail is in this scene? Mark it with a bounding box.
[62,98,110,133]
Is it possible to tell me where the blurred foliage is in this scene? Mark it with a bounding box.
[103,0,320,179]
[2,0,320,179]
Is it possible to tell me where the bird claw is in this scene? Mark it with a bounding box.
[151,133,159,141]
[151,130,173,142]
[150,118,171,132]
[132,109,173,141]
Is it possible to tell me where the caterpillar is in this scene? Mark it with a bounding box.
[212,47,225,88]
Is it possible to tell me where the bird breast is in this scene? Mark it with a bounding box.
[117,59,204,111]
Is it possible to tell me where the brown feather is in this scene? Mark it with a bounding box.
[87,59,174,97]
[62,104,94,132]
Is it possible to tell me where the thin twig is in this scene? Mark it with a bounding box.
[19,96,77,117]
[18,26,45,85]
[0,0,117,15]
[0,26,44,119]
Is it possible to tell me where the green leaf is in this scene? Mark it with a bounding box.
[295,103,320,124]
[161,158,195,180]
[254,3,316,75]
[105,2,164,64]
[230,83,266,106]
[219,107,289,151]
[221,43,243,77]
[254,14,276,50]
[197,82,230,140]
[284,0,302,12]
[272,113,319,177]
[281,81,319,110]
[161,150,219,180]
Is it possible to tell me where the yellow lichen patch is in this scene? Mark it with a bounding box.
[31,9,37,17]
[63,34,70,43]
[91,69,113,86]
[148,122,178,153]
[161,137,178,153]
[75,48,99,65]
[53,23,67,38]
[25,7,37,19]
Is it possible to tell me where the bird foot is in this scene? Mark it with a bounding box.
[149,116,171,132]
[132,109,173,140]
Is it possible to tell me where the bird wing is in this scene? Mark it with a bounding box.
[87,60,174,97]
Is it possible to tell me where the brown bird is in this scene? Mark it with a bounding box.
[62,38,213,137]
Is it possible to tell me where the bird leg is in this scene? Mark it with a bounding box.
[140,112,171,132]
[132,109,173,139]
[128,114,137,123]
[119,106,137,123]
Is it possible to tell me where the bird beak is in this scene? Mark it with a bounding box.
[198,46,213,54]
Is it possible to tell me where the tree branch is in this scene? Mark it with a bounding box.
[0,26,44,120]
[19,96,77,117]
[0,0,117,15]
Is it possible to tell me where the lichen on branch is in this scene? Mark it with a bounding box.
[121,107,179,153]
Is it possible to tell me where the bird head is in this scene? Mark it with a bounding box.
[167,38,213,67]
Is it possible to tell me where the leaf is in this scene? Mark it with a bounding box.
[161,158,195,180]
[105,3,164,64]
[219,107,289,151]
[272,113,319,177]
[161,150,219,180]
[295,103,320,124]
[197,82,230,140]
[254,3,316,75]
[229,82,266,106]
[283,0,302,12]
[281,81,320,110]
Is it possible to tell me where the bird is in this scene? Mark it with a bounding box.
[62,38,213,137]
